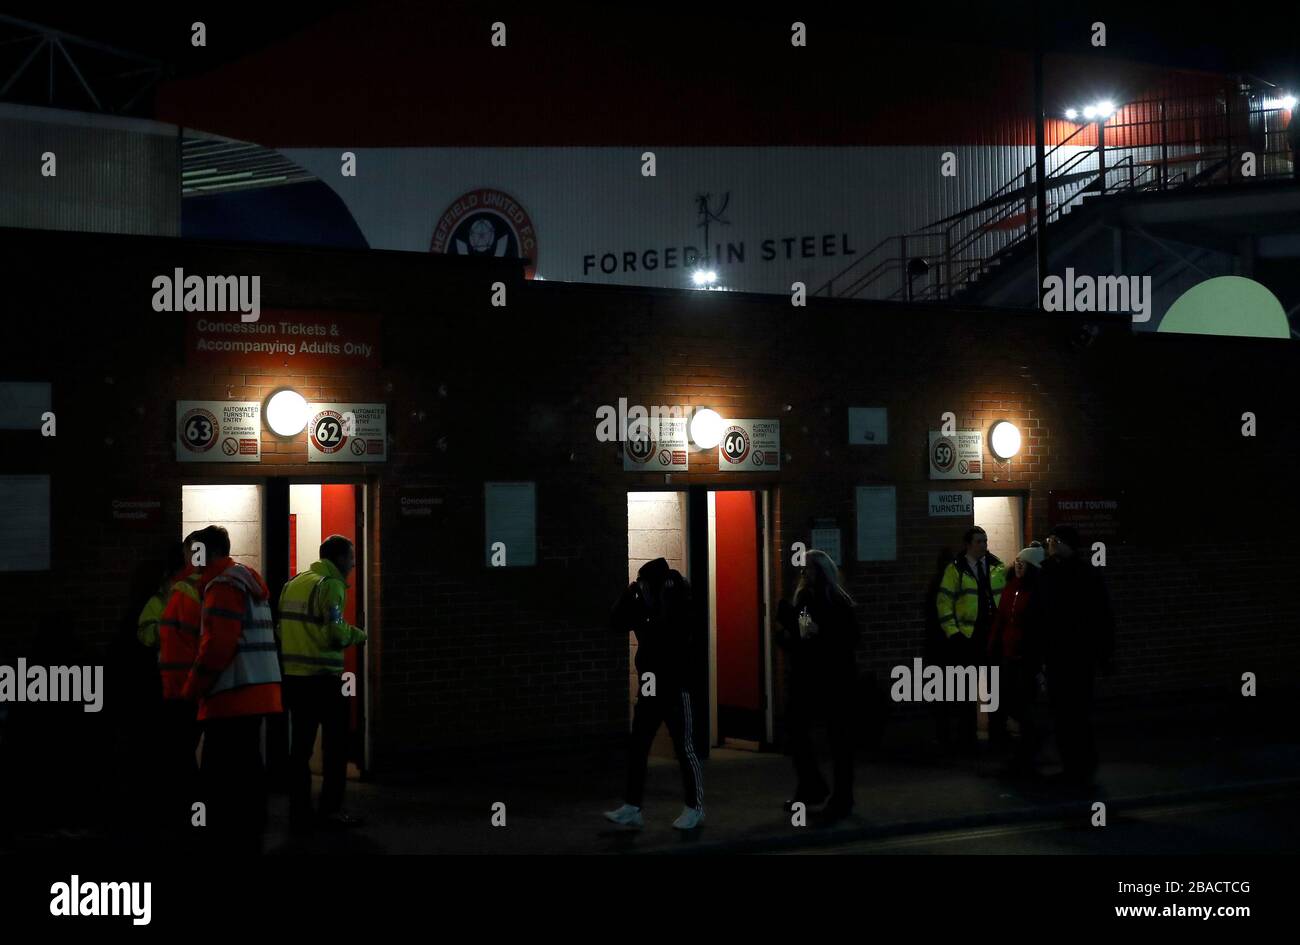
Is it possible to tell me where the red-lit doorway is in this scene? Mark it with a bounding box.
[623,488,773,756]
[287,482,368,775]
[708,489,771,749]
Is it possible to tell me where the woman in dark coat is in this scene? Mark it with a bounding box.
[776,549,860,820]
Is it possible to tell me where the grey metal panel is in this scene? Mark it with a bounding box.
[0,114,180,235]
[293,144,1043,299]
[0,475,50,572]
[0,381,50,429]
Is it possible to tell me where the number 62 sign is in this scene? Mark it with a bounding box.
[308,403,387,463]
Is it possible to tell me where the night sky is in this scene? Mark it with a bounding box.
[5,1,1298,86]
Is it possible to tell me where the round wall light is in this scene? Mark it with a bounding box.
[266,388,309,437]
[689,408,725,449]
[989,420,1021,460]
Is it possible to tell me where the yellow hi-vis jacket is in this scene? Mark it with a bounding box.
[276,559,367,677]
[137,572,201,647]
[936,555,1007,639]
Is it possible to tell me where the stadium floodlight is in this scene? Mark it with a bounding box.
[1098,100,1115,118]
[1065,108,1078,120]
[1082,105,1097,119]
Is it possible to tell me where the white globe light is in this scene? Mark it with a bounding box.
[1065,108,1078,120]
[689,408,725,450]
[990,420,1021,460]
[266,389,309,437]
[1281,95,1297,110]
[692,270,707,285]
[1082,105,1097,119]
[1098,100,1115,117]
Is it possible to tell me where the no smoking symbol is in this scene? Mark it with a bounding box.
[957,459,969,474]
[222,438,239,456]
[351,438,366,456]
[658,449,671,465]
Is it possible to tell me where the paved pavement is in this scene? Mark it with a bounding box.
[790,790,1300,855]
[5,700,1296,854]
[262,704,1300,854]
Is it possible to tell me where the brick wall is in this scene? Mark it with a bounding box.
[3,228,1296,772]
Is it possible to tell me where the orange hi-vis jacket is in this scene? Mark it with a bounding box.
[157,565,204,701]
[182,557,283,721]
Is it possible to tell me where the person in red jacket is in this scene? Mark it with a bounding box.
[987,543,1044,775]
[182,525,282,854]
[154,532,204,842]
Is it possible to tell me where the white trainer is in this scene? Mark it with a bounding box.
[672,806,704,830]
[603,804,644,828]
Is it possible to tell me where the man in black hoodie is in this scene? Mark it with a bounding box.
[1031,525,1115,786]
[604,557,704,830]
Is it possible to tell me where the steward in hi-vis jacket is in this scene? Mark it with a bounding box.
[276,535,367,830]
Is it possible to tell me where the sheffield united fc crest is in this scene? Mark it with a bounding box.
[430,187,537,278]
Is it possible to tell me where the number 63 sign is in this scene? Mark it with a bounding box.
[176,401,261,463]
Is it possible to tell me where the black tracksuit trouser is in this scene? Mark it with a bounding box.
[625,688,703,810]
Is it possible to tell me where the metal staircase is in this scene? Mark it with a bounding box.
[816,83,1296,303]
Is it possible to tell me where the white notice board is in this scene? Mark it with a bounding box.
[928,491,973,516]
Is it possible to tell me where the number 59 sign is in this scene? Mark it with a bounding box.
[928,430,982,480]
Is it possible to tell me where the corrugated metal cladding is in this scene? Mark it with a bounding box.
[0,106,180,236]
[285,145,1054,298]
